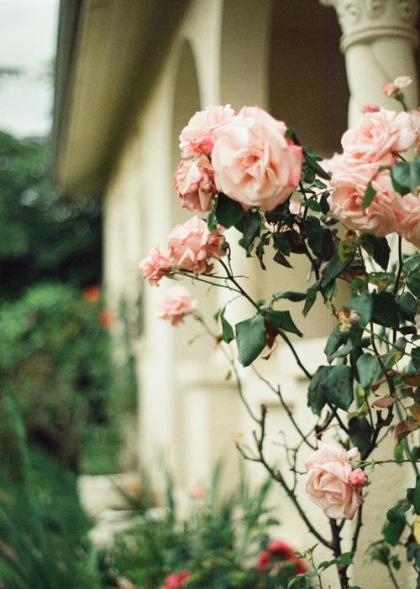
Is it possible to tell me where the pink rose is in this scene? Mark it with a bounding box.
[167,216,225,275]
[159,285,197,326]
[397,193,420,247]
[179,105,235,158]
[173,156,216,212]
[348,468,368,489]
[211,106,303,211]
[341,108,416,163]
[328,170,403,237]
[329,153,390,191]
[139,247,171,286]
[304,443,364,520]
[161,571,191,589]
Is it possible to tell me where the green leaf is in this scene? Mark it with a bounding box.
[360,234,390,270]
[303,148,331,180]
[238,211,261,252]
[273,232,291,256]
[394,440,405,462]
[273,291,306,302]
[407,271,420,298]
[255,233,270,270]
[391,162,411,195]
[415,475,420,514]
[357,354,382,389]
[387,499,410,523]
[308,365,354,415]
[215,192,244,228]
[321,251,354,289]
[348,416,373,456]
[220,310,234,343]
[368,271,395,291]
[326,365,354,411]
[324,327,350,363]
[266,309,303,337]
[344,292,373,326]
[372,292,399,329]
[305,216,323,257]
[384,499,410,545]
[207,203,218,231]
[363,182,376,210]
[396,292,417,323]
[338,552,354,567]
[235,315,266,367]
[391,159,420,193]
[303,283,318,316]
[412,348,420,371]
[404,253,420,274]
[383,518,406,546]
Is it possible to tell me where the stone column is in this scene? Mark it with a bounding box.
[321,0,419,122]
[320,2,419,588]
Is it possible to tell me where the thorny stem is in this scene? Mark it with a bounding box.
[194,314,259,424]
[330,519,349,589]
[176,271,241,294]
[351,504,363,555]
[278,330,313,380]
[219,259,313,380]
[218,259,260,312]
[252,366,316,449]
[386,562,401,589]
[248,405,333,550]
[370,323,419,475]
[392,235,403,344]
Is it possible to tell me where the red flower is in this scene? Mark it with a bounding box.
[256,540,308,575]
[267,541,296,560]
[84,285,101,303]
[292,557,308,575]
[99,308,115,328]
[161,570,191,589]
[256,550,271,573]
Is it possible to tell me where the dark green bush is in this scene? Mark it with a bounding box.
[0,282,136,473]
[0,131,102,299]
[0,398,102,589]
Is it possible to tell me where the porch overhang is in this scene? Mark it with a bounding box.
[53,0,187,197]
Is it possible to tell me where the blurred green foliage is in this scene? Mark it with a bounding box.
[101,469,303,589]
[0,281,137,473]
[0,131,102,300]
[0,397,103,589]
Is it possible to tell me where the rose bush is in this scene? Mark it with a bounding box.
[140,78,420,588]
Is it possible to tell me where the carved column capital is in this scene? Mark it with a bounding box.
[320,0,419,51]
